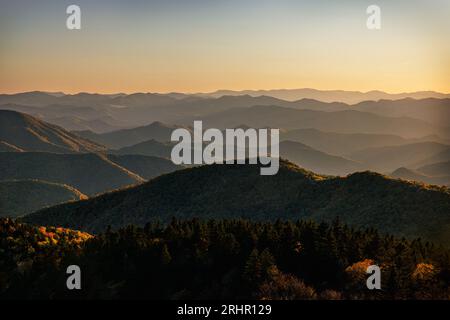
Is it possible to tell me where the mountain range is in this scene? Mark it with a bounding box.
[280,128,424,155]
[1,91,449,236]
[195,105,440,138]
[200,89,450,104]
[352,98,450,127]
[1,108,448,184]
[1,92,449,135]
[4,89,449,107]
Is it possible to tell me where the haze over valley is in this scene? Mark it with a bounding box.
[0,89,449,235]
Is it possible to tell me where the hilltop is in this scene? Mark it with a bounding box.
[0,180,87,218]
[349,142,450,172]
[111,139,173,158]
[279,140,363,175]
[0,152,145,195]
[24,160,450,244]
[390,167,450,186]
[75,121,186,149]
[0,110,105,153]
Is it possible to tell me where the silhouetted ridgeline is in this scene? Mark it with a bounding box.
[0,110,105,153]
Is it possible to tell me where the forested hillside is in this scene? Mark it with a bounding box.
[24,160,450,244]
[1,218,449,299]
[0,180,87,218]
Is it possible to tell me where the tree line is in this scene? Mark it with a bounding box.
[1,217,449,299]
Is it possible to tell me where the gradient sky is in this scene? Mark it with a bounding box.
[0,0,449,94]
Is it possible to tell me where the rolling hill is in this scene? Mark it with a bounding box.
[110,92,182,108]
[106,154,180,179]
[0,180,87,218]
[202,88,450,104]
[412,148,450,168]
[3,90,450,107]
[112,137,365,175]
[75,121,186,149]
[354,98,450,127]
[280,128,413,155]
[279,141,363,175]
[348,142,450,172]
[390,160,450,186]
[194,105,437,138]
[2,92,449,137]
[0,110,105,153]
[108,95,297,125]
[0,103,128,133]
[390,167,450,187]
[0,152,145,195]
[23,160,450,244]
[45,115,121,133]
[0,91,68,106]
[417,161,450,177]
[111,139,173,158]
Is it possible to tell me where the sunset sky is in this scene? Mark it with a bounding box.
[0,0,449,94]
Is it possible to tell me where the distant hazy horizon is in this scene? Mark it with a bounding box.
[2,87,450,96]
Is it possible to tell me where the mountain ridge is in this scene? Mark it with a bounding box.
[0,179,87,218]
[0,110,106,153]
[23,160,450,244]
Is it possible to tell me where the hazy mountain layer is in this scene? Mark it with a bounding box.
[417,161,450,177]
[3,90,449,106]
[349,142,450,172]
[75,121,186,149]
[195,106,438,138]
[390,167,450,187]
[111,139,173,158]
[280,128,416,155]
[354,98,450,127]
[0,110,105,153]
[279,141,363,175]
[2,92,449,133]
[201,89,450,104]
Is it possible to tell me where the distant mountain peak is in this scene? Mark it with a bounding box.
[0,110,105,153]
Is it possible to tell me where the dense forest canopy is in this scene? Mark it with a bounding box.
[1,218,449,299]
